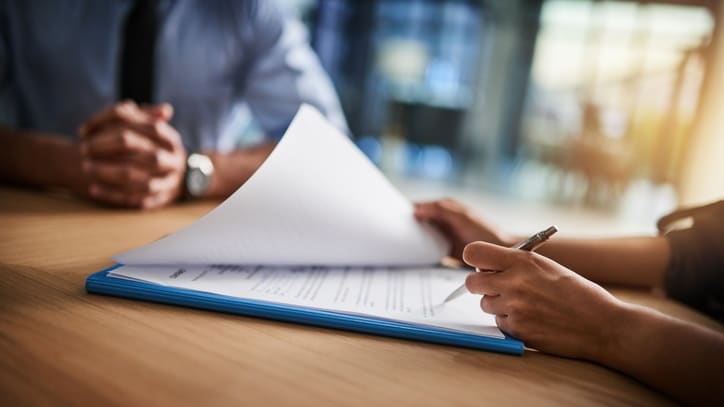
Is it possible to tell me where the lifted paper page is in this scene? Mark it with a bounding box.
[114,105,448,267]
[109,265,503,339]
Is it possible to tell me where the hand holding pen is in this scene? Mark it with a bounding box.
[443,226,558,303]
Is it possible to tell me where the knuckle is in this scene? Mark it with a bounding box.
[507,300,520,315]
[532,254,552,270]
[506,250,529,268]
[142,179,156,193]
[111,104,125,116]
[507,280,527,297]
[151,151,164,167]
[516,309,532,325]
[508,300,527,316]
[517,250,536,264]
[118,130,133,148]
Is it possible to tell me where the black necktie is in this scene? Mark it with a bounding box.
[119,0,159,104]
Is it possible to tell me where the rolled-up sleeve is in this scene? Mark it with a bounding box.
[239,1,348,139]
[661,201,724,321]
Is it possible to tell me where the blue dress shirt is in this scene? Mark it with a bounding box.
[0,0,348,151]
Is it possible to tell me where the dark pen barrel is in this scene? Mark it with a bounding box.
[515,225,558,251]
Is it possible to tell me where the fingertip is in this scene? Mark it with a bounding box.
[160,102,173,117]
[416,202,439,216]
[149,103,173,120]
[117,101,137,118]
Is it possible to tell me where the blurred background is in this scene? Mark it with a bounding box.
[258,0,724,235]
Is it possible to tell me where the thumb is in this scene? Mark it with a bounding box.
[462,241,517,271]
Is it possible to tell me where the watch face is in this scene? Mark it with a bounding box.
[187,168,209,197]
[186,153,214,197]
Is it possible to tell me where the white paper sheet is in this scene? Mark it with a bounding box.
[114,105,449,267]
[109,264,503,339]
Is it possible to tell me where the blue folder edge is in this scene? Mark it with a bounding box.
[85,264,524,356]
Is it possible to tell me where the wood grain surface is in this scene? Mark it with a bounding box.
[1,186,721,406]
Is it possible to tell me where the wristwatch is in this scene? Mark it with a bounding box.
[184,153,215,198]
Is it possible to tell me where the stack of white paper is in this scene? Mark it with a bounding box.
[109,105,501,339]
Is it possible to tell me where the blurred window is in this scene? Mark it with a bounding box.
[276,0,717,210]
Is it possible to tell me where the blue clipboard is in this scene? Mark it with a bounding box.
[86,264,524,355]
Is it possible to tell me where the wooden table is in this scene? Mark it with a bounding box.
[1,186,721,406]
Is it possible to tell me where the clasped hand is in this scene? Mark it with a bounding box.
[78,101,187,209]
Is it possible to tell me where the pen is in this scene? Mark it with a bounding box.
[442,225,559,304]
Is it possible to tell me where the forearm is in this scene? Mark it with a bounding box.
[0,127,85,192]
[202,141,275,199]
[534,236,670,288]
[599,304,724,406]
